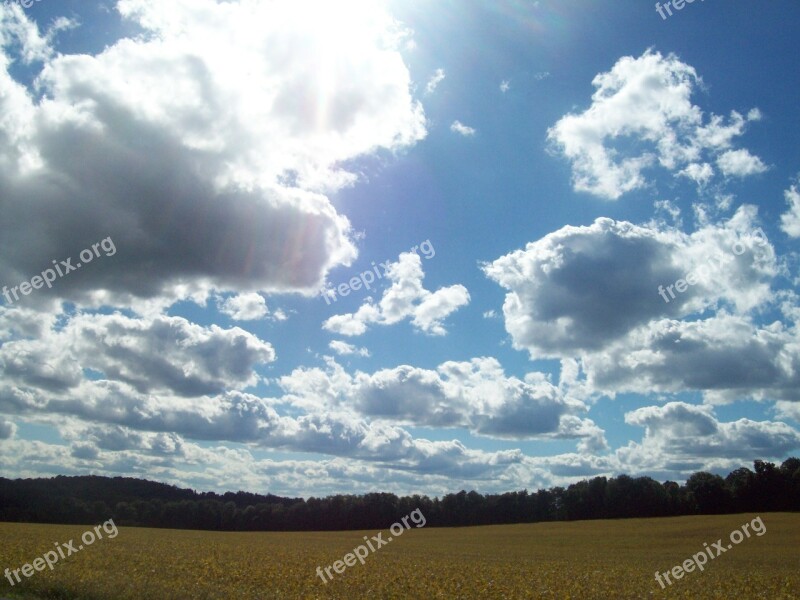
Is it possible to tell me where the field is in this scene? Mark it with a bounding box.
[0,513,798,599]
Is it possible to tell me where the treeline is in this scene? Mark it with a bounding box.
[0,459,798,531]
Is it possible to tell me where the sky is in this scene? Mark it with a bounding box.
[1,0,799,499]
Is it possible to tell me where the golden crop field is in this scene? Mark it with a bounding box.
[0,513,798,599]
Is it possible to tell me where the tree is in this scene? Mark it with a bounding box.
[685,472,730,514]
[725,467,756,512]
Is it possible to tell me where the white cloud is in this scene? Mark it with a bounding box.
[581,313,800,404]
[0,421,545,496]
[450,120,476,136]
[780,183,800,238]
[482,208,800,405]
[678,162,714,186]
[1,312,275,397]
[0,0,427,309]
[425,68,445,94]
[547,50,765,199]
[279,356,602,442]
[218,293,269,321]
[619,402,800,470]
[0,373,532,481]
[323,252,469,336]
[328,340,370,357]
[716,149,768,177]
[485,208,776,359]
[500,79,510,93]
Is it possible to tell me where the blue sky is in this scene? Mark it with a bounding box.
[1,0,799,498]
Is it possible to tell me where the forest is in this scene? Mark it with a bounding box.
[1,458,797,532]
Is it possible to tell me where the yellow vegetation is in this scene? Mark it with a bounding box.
[0,513,798,599]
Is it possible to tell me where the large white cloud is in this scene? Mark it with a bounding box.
[0,424,549,497]
[279,356,605,444]
[0,0,425,309]
[547,50,764,199]
[484,207,776,358]
[581,312,800,404]
[617,402,800,476]
[0,374,531,481]
[0,312,275,396]
[484,206,800,405]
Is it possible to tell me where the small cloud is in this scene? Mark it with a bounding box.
[717,149,768,178]
[483,310,499,319]
[678,162,714,186]
[533,71,550,80]
[500,80,510,93]
[323,252,469,337]
[218,292,269,321]
[329,340,371,357]
[781,182,800,238]
[451,120,476,136]
[217,292,269,321]
[747,108,762,121]
[425,68,446,95]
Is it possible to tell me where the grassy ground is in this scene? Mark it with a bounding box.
[0,513,797,599]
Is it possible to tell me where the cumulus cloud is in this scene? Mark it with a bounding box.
[0,312,275,397]
[0,307,566,483]
[618,402,800,473]
[780,182,800,238]
[484,207,776,358]
[0,373,530,481]
[716,149,769,177]
[678,162,714,186]
[483,206,800,405]
[0,0,426,309]
[548,49,765,199]
[582,313,800,404]
[278,356,604,443]
[323,252,469,336]
[218,293,269,321]
[450,120,476,136]
[0,424,551,497]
